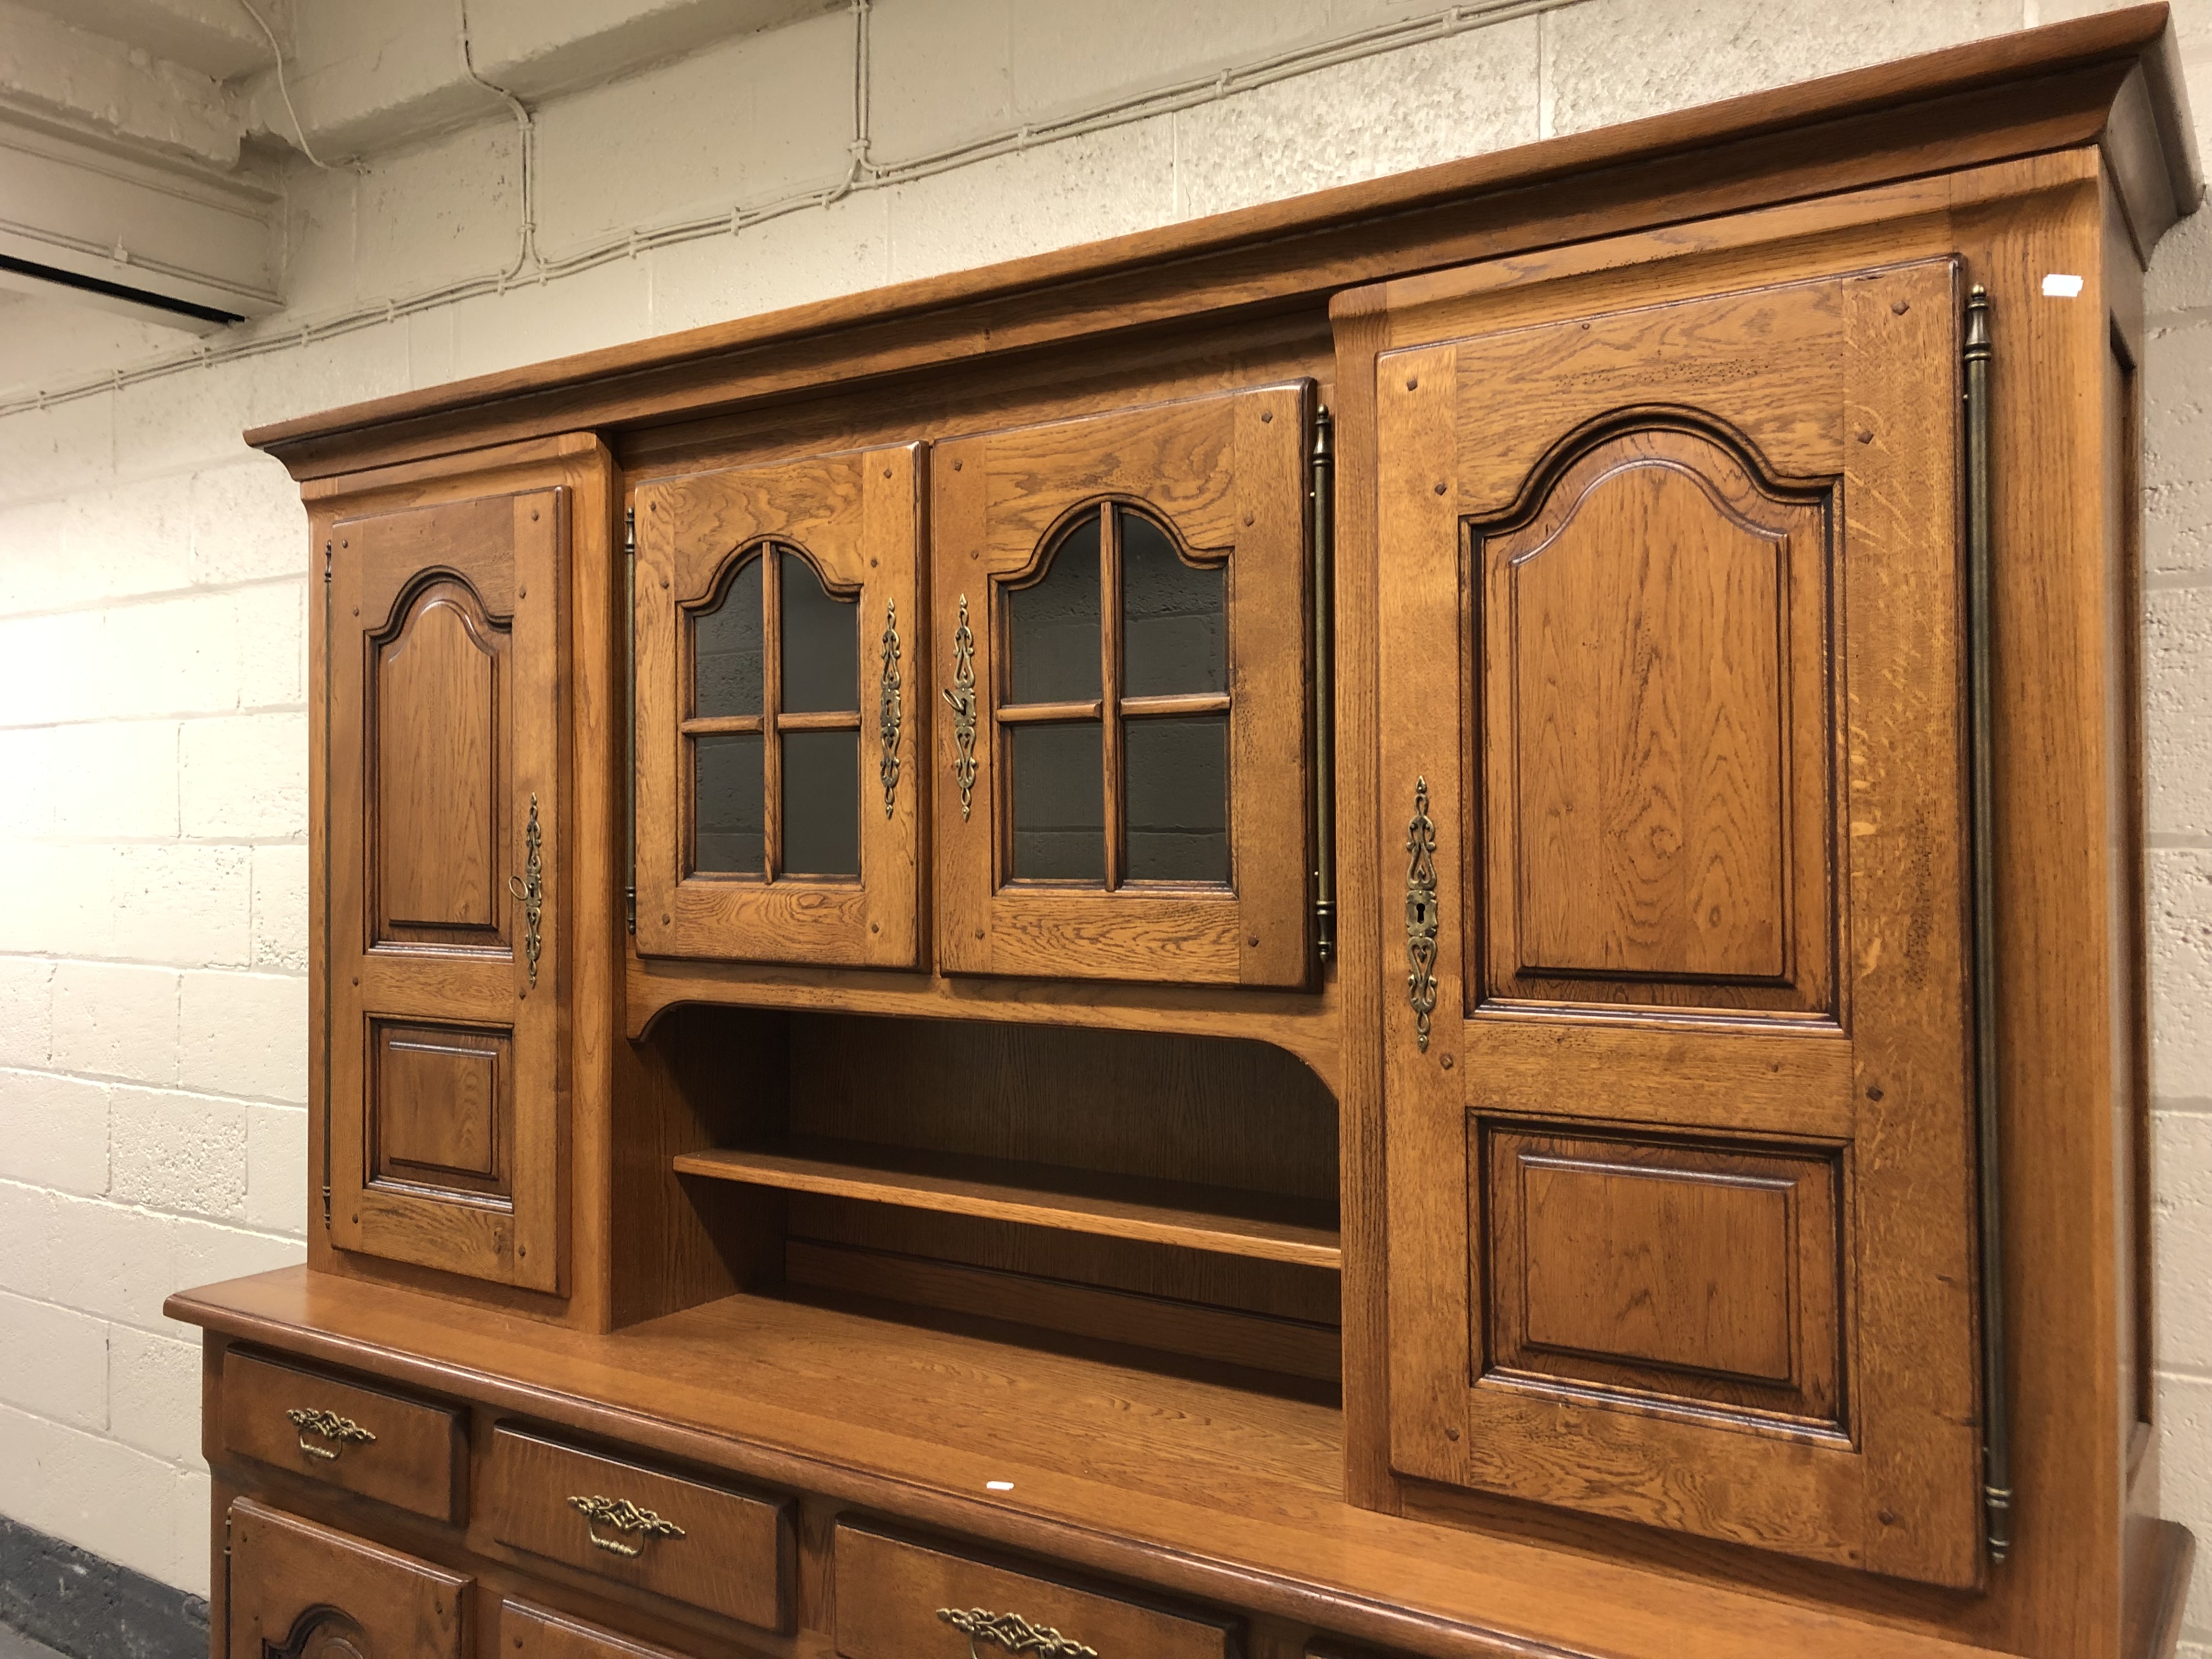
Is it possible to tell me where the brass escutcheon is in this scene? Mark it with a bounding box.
[285,1407,375,1462]
[936,1608,1099,1659]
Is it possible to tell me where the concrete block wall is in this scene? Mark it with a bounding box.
[0,0,2207,1639]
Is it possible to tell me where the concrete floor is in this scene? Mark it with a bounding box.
[0,1626,67,1659]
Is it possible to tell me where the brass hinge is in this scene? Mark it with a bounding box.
[321,539,332,583]
[1963,281,2012,1566]
[1309,402,1337,965]
[624,505,638,936]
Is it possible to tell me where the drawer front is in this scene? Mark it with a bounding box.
[227,1497,468,1659]
[833,1525,1235,1659]
[487,1426,789,1630]
[221,1349,465,1521]
[501,1599,697,1658]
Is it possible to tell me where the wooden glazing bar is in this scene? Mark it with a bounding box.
[1101,504,1126,890]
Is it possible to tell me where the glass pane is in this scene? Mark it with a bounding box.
[695,732,764,874]
[1121,507,1225,697]
[1125,714,1228,883]
[1008,511,1102,705]
[781,548,859,714]
[782,729,860,877]
[1010,721,1104,882]
[694,554,763,718]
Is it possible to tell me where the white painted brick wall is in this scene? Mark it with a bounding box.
[0,0,2208,1636]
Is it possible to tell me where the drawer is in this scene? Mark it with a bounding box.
[502,1598,697,1658]
[833,1524,1236,1659]
[227,1497,468,1659]
[487,1426,790,1631]
[221,1349,465,1521]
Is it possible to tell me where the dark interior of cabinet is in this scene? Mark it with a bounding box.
[629,1007,1342,1398]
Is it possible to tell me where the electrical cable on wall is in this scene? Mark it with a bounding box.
[4,0,1566,420]
[235,0,361,173]
[458,0,539,283]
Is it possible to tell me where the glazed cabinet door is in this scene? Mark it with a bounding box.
[1366,255,1984,1584]
[227,1497,468,1657]
[324,439,612,1293]
[933,385,1313,986]
[634,445,923,967]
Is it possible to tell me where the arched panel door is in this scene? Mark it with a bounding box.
[1364,255,1984,1588]
[932,385,1313,988]
[325,439,607,1295]
[633,444,922,968]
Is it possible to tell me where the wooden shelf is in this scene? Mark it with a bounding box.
[673,1138,1342,1270]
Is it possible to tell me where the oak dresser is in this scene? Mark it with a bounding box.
[170,9,2204,1657]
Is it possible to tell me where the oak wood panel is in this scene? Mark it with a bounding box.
[1491,427,1827,1009]
[174,1269,2010,1659]
[221,1350,466,1522]
[782,999,1338,1200]
[832,1525,1236,1659]
[244,12,2190,482]
[227,1497,469,1659]
[634,444,923,969]
[500,1601,701,1659]
[486,1426,791,1632]
[628,959,1342,1087]
[1480,1126,1843,1425]
[373,1020,507,1193]
[1459,1021,1856,1138]
[375,583,504,943]
[787,1198,1341,1328]
[1370,251,1980,1586]
[933,383,1312,988]
[783,1237,1341,1384]
[1326,283,1393,1513]
[1469,339,1837,1020]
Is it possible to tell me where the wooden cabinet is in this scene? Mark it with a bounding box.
[832,1526,1237,1659]
[933,385,1316,986]
[1366,251,1983,1584]
[219,1350,465,1521]
[318,436,614,1293]
[633,446,924,968]
[184,16,2200,1659]
[484,1426,790,1630]
[226,1498,467,1658]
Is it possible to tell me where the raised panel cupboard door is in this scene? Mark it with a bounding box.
[933,385,1312,988]
[1363,255,1983,1587]
[227,1497,468,1659]
[634,445,923,968]
[326,447,610,1293]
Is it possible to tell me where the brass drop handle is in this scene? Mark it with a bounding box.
[285,1407,375,1462]
[936,1609,1098,1659]
[567,1494,685,1559]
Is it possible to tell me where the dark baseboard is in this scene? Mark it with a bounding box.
[0,1516,208,1659]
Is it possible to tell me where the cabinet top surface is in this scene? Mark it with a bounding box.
[245,5,2194,479]
[173,1266,2010,1659]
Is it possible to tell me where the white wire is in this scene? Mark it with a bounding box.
[458,0,537,281]
[4,0,1569,419]
[235,0,358,172]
